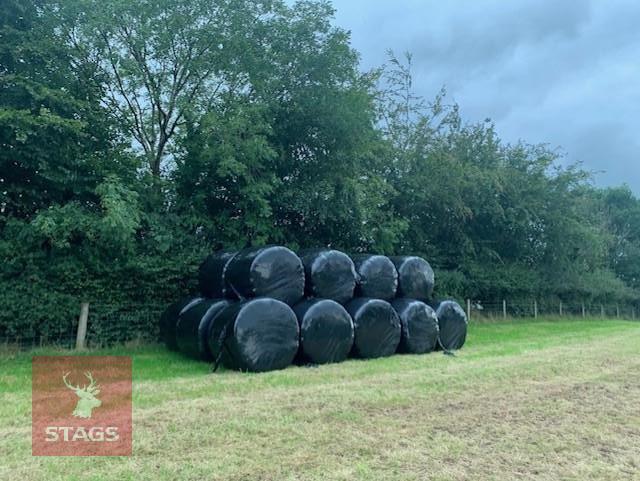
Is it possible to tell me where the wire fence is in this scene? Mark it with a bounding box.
[0,303,164,351]
[466,300,638,322]
[0,299,637,351]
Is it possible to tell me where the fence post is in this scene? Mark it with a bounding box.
[502,299,507,319]
[534,300,538,319]
[559,301,563,316]
[581,303,586,318]
[466,299,471,322]
[76,302,89,350]
[600,305,605,318]
[616,305,620,318]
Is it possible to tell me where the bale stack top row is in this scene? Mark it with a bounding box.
[198,245,435,307]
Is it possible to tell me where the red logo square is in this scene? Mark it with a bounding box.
[32,356,132,456]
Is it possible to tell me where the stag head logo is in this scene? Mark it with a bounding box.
[62,371,102,419]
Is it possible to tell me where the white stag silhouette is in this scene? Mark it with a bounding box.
[62,371,102,419]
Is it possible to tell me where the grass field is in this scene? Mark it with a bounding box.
[1,318,639,480]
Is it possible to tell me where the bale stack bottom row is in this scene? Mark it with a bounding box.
[160,246,468,372]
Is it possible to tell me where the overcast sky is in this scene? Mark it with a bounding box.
[329,0,639,192]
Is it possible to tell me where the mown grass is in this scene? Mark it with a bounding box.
[1,317,639,480]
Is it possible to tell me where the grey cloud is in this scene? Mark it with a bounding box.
[329,0,640,192]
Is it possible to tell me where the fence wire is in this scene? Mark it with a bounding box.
[0,303,164,351]
[466,300,637,322]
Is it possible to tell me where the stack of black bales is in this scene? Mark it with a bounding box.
[160,245,468,373]
[388,256,438,355]
[295,249,356,364]
[167,246,304,372]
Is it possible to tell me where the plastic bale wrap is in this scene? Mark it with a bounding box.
[293,299,354,364]
[175,299,232,361]
[198,251,237,298]
[225,246,305,306]
[208,298,299,372]
[351,255,398,301]
[390,256,435,301]
[392,299,439,354]
[299,249,357,304]
[345,298,401,359]
[435,300,468,351]
[159,297,204,351]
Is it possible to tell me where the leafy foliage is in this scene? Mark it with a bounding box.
[0,0,638,344]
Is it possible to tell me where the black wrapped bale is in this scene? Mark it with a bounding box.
[392,299,439,354]
[208,298,299,372]
[390,256,435,301]
[351,254,398,301]
[225,246,305,306]
[198,250,237,298]
[435,300,468,351]
[175,299,232,361]
[345,298,401,359]
[293,299,354,364]
[159,297,204,351]
[299,249,357,304]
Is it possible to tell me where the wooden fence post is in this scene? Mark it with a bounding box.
[502,299,507,319]
[76,302,89,350]
[559,301,563,316]
[582,303,586,318]
[600,305,605,318]
[616,305,620,318]
[466,299,471,322]
[534,300,538,319]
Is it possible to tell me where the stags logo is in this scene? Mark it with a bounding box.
[62,371,102,418]
[32,356,132,456]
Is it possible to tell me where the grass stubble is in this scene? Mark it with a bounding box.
[0,318,638,480]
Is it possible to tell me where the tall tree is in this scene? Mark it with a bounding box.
[176,96,278,246]
[53,0,277,177]
[602,186,640,289]
[0,0,125,220]
[246,0,399,250]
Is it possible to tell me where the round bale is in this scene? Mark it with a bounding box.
[198,250,237,298]
[390,256,435,301]
[208,298,300,372]
[159,297,204,351]
[345,298,401,359]
[435,300,468,351]
[351,254,398,301]
[294,299,354,364]
[225,246,305,306]
[176,299,232,361]
[392,299,439,354]
[299,249,357,304]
